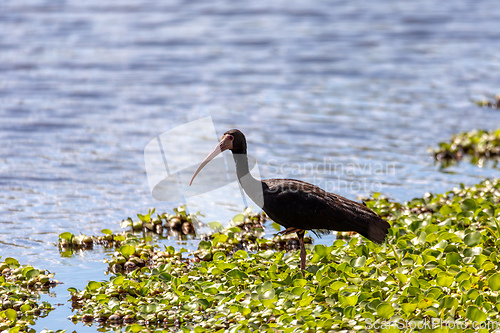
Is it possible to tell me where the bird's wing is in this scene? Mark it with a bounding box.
[262,179,389,242]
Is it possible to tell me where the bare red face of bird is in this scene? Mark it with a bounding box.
[189,134,234,186]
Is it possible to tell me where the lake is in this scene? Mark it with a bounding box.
[1,0,499,331]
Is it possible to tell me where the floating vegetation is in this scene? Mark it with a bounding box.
[0,257,58,332]
[105,239,183,275]
[193,208,312,262]
[432,128,500,166]
[474,94,500,109]
[120,207,198,237]
[58,206,198,256]
[103,208,307,273]
[66,179,500,332]
[58,229,140,257]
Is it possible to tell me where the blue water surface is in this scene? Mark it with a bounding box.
[1,0,500,331]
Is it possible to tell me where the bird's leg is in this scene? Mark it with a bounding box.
[276,227,302,236]
[296,230,306,272]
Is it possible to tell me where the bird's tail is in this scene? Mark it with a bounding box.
[363,216,390,244]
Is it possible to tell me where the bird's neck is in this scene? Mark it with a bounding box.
[232,153,264,209]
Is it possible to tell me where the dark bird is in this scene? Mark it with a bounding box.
[190,129,390,270]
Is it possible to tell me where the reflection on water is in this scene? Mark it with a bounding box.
[1,0,500,330]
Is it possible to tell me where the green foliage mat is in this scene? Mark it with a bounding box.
[67,179,500,332]
[432,128,500,167]
[0,258,56,332]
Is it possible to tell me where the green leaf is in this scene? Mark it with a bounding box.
[417,231,427,245]
[101,229,112,235]
[464,231,481,247]
[340,294,358,307]
[329,281,347,291]
[461,199,477,212]
[4,257,20,268]
[229,324,244,333]
[259,289,275,300]
[259,250,275,260]
[440,296,458,309]
[299,295,314,307]
[401,302,417,314]
[59,232,74,241]
[488,273,500,291]
[233,250,248,259]
[196,299,210,309]
[227,268,247,279]
[454,271,469,283]
[114,235,125,242]
[158,272,171,281]
[232,214,245,222]
[376,302,394,319]
[120,244,136,258]
[5,308,17,321]
[446,252,461,265]
[137,208,155,223]
[67,287,78,294]
[292,286,306,296]
[257,281,273,293]
[314,245,327,257]
[21,266,34,277]
[207,222,223,231]
[86,281,102,291]
[198,240,212,250]
[128,324,143,333]
[466,305,486,322]
[439,205,452,216]
[293,279,307,287]
[112,275,125,285]
[213,252,227,261]
[436,272,454,287]
[212,234,228,247]
[351,256,366,268]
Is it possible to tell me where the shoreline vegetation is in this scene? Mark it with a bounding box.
[4,179,499,332]
[0,258,57,332]
[65,179,500,332]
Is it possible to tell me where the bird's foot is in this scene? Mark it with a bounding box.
[275,227,302,236]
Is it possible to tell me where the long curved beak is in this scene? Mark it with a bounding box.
[189,134,233,186]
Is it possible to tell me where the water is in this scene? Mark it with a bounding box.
[1,0,500,331]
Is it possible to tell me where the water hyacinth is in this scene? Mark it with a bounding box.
[432,128,500,166]
[58,229,137,257]
[120,206,199,237]
[65,179,500,332]
[0,258,57,332]
[474,94,500,109]
[58,206,200,257]
[193,208,311,262]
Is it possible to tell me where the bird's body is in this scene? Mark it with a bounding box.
[190,129,390,270]
[260,178,389,243]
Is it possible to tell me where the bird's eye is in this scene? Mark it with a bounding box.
[227,135,234,140]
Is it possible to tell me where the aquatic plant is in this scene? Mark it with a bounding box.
[121,206,198,236]
[58,229,137,257]
[67,179,500,332]
[103,209,306,273]
[0,257,57,332]
[432,128,500,166]
[58,206,199,256]
[193,208,311,262]
[474,94,500,109]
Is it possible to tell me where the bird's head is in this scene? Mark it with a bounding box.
[189,129,247,185]
[223,129,247,154]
